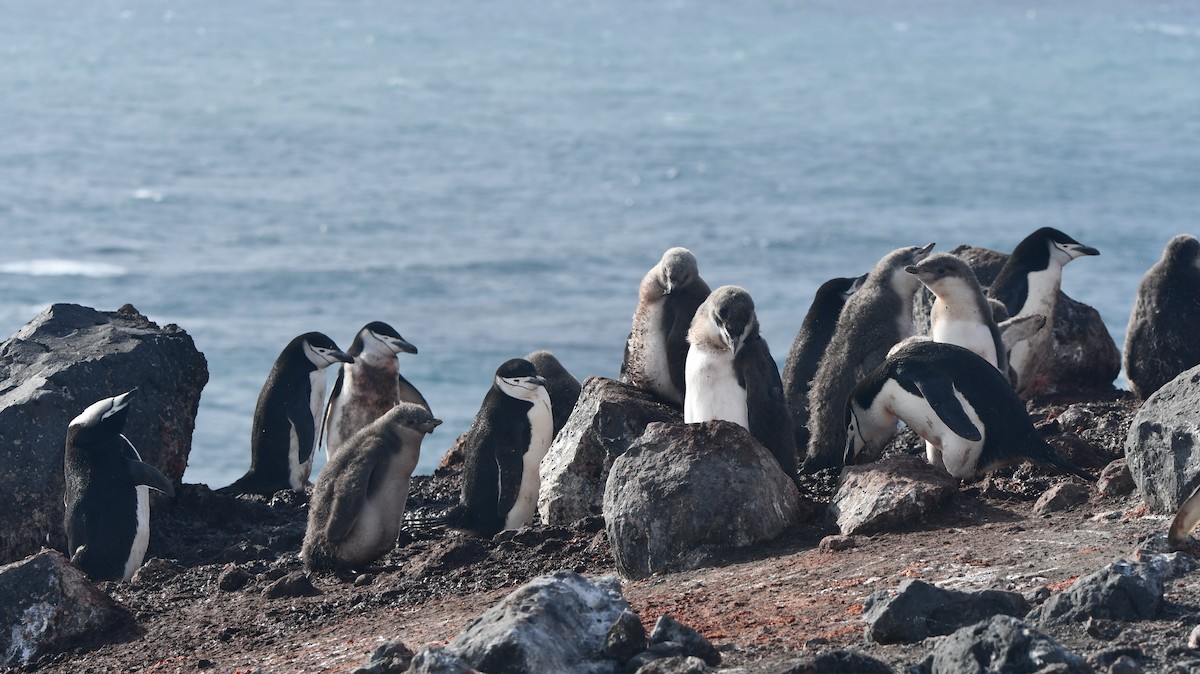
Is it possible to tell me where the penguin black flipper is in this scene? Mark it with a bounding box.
[319,367,346,454]
[739,336,798,482]
[288,387,318,467]
[398,373,431,411]
[493,423,531,527]
[126,460,175,496]
[988,273,1029,318]
[898,361,984,442]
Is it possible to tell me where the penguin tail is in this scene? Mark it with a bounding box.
[1034,442,1096,483]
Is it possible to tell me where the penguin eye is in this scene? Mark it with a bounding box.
[937,267,946,274]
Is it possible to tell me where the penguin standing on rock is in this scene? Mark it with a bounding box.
[684,285,797,482]
[64,390,175,581]
[1124,234,1200,399]
[621,247,711,405]
[323,321,429,458]
[446,359,553,536]
[221,332,352,496]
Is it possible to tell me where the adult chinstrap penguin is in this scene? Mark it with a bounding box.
[323,321,429,458]
[303,403,441,572]
[64,390,176,581]
[1124,234,1200,399]
[446,359,553,537]
[221,332,352,496]
[685,285,797,482]
[844,340,1093,482]
[620,247,711,406]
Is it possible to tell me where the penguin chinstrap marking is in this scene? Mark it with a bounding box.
[907,254,1007,373]
[220,332,352,496]
[620,247,712,406]
[782,275,863,454]
[524,350,582,438]
[987,227,1099,396]
[446,359,553,537]
[844,340,1093,482]
[64,390,175,581]
[303,403,441,572]
[803,243,935,472]
[1124,234,1200,400]
[324,321,429,459]
[684,285,797,482]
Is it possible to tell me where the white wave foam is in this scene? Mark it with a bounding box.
[132,188,165,202]
[0,259,127,278]
[1135,22,1200,38]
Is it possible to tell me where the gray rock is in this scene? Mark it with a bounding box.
[649,615,720,666]
[0,303,208,564]
[1097,459,1135,499]
[539,377,681,526]
[1106,655,1143,674]
[766,651,896,674]
[863,578,1030,644]
[217,564,251,592]
[634,656,710,674]
[351,640,415,674]
[1027,560,1164,626]
[1125,366,1200,513]
[924,615,1091,674]
[1032,482,1092,515]
[262,571,320,599]
[829,455,957,536]
[604,421,800,579]
[605,609,647,664]
[818,535,857,553]
[406,646,476,674]
[0,550,133,668]
[524,350,583,438]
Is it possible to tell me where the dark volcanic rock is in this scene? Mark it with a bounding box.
[0,303,208,564]
[1097,459,1135,498]
[863,578,1030,644]
[767,651,896,674]
[262,571,321,599]
[633,656,710,674]
[1027,559,1164,626]
[1125,365,1200,513]
[1032,481,1092,515]
[649,614,720,666]
[830,455,957,536]
[603,421,800,579]
[351,639,415,674]
[0,550,133,668]
[605,609,647,664]
[919,615,1090,674]
[539,377,680,526]
[406,646,474,674]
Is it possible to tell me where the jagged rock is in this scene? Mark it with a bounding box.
[862,578,1029,644]
[829,455,956,536]
[351,640,415,674]
[634,656,710,674]
[406,647,475,674]
[1125,366,1200,513]
[1097,459,1135,498]
[524,350,583,438]
[1032,482,1092,515]
[649,615,720,666]
[0,550,133,668]
[1027,560,1164,625]
[130,558,183,586]
[915,615,1091,674]
[0,303,208,564]
[605,609,647,664]
[539,377,680,526]
[604,421,800,579]
[217,564,251,592]
[766,651,896,674]
[262,572,320,599]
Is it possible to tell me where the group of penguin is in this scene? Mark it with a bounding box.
[61,228,1200,582]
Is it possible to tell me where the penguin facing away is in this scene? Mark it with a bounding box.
[844,340,1093,482]
[524,349,582,438]
[685,285,797,482]
[64,390,175,581]
[906,253,1007,374]
[221,332,352,496]
[323,321,429,458]
[803,243,935,472]
[446,359,553,537]
[1124,234,1200,399]
[621,247,712,406]
[303,402,441,572]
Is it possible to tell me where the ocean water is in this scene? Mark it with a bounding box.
[1,0,1197,488]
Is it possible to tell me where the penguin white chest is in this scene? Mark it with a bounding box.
[122,484,150,581]
[931,317,998,368]
[505,390,554,530]
[880,380,985,479]
[1009,268,1061,386]
[287,369,326,489]
[683,348,748,428]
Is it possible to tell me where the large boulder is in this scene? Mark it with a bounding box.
[863,579,1030,644]
[829,455,956,536]
[0,550,133,668]
[915,615,1091,674]
[1125,365,1200,513]
[603,421,800,580]
[539,377,680,526]
[0,304,208,564]
[1026,559,1164,626]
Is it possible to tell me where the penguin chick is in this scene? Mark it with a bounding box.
[621,247,712,405]
[303,403,441,572]
[1124,234,1200,399]
[685,285,797,482]
[524,349,582,438]
[906,253,1006,373]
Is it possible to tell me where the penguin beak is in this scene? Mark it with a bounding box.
[915,242,935,262]
[903,265,920,275]
[332,350,354,364]
[420,418,442,434]
[531,375,548,388]
[1066,243,1099,258]
[392,337,418,355]
[104,389,138,419]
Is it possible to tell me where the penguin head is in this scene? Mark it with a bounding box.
[1041,228,1100,265]
[1014,228,1098,270]
[354,321,418,358]
[300,332,354,368]
[656,247,700,295]
[880,243,935,293]
[384,402,443,437]
[702,285,758,355]
[67,390,136,447]
[843,395,893,466]
[1163,234,1200,271]
[494,358,548,402]
[904,253,980,297]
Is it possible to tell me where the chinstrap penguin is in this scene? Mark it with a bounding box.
[685,285,797,482]
[64,390,176,581]
[620,247,711,406]
[221,332,352,495]
[303,402,441,572]
[446,359,553,536]
[844,340,1093,481]
[1124,234,1200,399]
[803,243,935,472]
[524,349,582,439]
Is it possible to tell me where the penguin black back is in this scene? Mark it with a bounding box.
[1124,234,1200,399]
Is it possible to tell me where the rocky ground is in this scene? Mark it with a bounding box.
[20,390,1200,674]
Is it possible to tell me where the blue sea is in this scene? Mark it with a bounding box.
[2,1,1197,488]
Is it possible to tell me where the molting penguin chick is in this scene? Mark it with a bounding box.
[907,253,1006,373]
[621,247,712,405]
[324,321,429,458]
[987,227,1099,395]
[803,243,935,472]
[447,359,553,536]
[303,402,440,572]
[221,332,352,496]
[685,285,797,481]
[1124,234,1200,399]
[844,340,1093,482]
[64,390,175,581]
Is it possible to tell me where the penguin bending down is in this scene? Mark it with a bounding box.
[524,350,582,438]
[446,359,553,536]
[324,321,428,458]
[844,340,1093,482]
[1169,482,1200,550]
[803,243,935,472]
[907,253,1007,373]
[987,227,1099,396]
[1124,235,1200,399]
[685,285,797,482]
[620,247,711,405]
[303,403,441,572]
[64,390,175,581]
[221,332,352,495]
